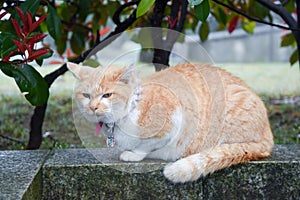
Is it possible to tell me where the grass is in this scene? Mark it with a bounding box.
[0,62,299,150]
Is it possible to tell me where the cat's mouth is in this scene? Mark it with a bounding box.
[95,122,115,136]
[95,122,103,136]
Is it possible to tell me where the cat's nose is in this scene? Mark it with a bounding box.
[89,102,98,112]
[90,104,98,112]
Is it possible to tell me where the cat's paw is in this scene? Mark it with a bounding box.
[163,160,193,183]
[120,151,147,162]
[163,157,206,183]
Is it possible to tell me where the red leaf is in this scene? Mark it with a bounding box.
[15,7,29,33]
[27,12,33,31]
[27,48,51,61]
[30,14,48,32]
[99,27,111,36]
[167,16,178,29]
[27,33,47,46]
[11,18,23,38]
[0,11,8,19]
[49,60,64,65]
[66,48,77,58]
[228,16,239,33]
[13,39,25,55]
[2,51,17,62]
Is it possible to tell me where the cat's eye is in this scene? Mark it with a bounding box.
[82,93,91,99]
[102,93,112,98]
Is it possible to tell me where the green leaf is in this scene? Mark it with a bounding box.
[194,0,210,22]
[55,30,68,55]
[70,28,88,54]
[249,0,269,19]
[0,63,49,106]
[199,21,209,42]
[19,0,40,15]
[0,32,17,57]
[78,0,91,21]
[35,51,53,66]
[132,28,153,48]
[136,0,155,18]
[106,1,121,17]
[92,13,103,34]
[284,0,295,13]
[241,19,256,34]
[46,5,62,40]
[58,3,71,22]
[82,59,101,68]
[281,33,296,47]
[0,19,14,33]
[289,49,299,66]
[218,7,227,25]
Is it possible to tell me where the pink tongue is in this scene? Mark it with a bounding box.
[95,122,103,136]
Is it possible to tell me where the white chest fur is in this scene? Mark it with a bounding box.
[112,107,185,161]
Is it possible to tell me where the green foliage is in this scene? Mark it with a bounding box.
[46,4,62,40]
[15,0,40,19]
[0,0,127,106]
[0,0,299,106]
[194,0,210,22]
[1,94,299,150]
[136,0,155,18]
[290,49,299,66]
[281,33,296,47]
[199,21,209,41]
[0,95,81,150]
[0,3,50,106]
[241,19,256,34]
[0,63,49,106]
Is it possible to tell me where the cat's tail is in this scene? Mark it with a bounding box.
[163,134,273,183]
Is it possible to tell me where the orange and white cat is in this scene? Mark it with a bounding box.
[67,62,274,183]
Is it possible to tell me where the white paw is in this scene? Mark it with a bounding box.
[120,151,147,162]
[163,157,206,183]
[163,160,193,183]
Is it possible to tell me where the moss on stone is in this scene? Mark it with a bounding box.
[1,145,299,199]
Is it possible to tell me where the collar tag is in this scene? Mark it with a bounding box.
[106,135,115,147]
[105,123,115,148]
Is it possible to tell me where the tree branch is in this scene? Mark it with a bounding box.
[212,0,299,31]
[280,0,291,7]
[112,0,140,25]
[166,0,188,51]
[255,0,297,30]
[177,0,188,33]
[150,0,169,71]
[150,0,188,71]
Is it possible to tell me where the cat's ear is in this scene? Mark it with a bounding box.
[67,62,82,80]
[119,64,139,85]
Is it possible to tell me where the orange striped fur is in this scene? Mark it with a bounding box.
[67,62,274,183]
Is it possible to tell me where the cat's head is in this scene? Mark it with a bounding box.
[67,62,139,124]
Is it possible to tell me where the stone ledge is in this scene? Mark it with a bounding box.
[0,145,299,199]
[42,145,300,199]
[0,150,49,200]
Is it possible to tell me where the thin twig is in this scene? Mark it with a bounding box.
[255,0,297,30]
[212,0,299,31]
[0,134,25,145]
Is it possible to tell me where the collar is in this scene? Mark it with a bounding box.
[96,86,141,148]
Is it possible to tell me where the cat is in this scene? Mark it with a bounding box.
[67,62,274,183]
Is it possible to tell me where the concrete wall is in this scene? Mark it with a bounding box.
[179,26,294,63]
